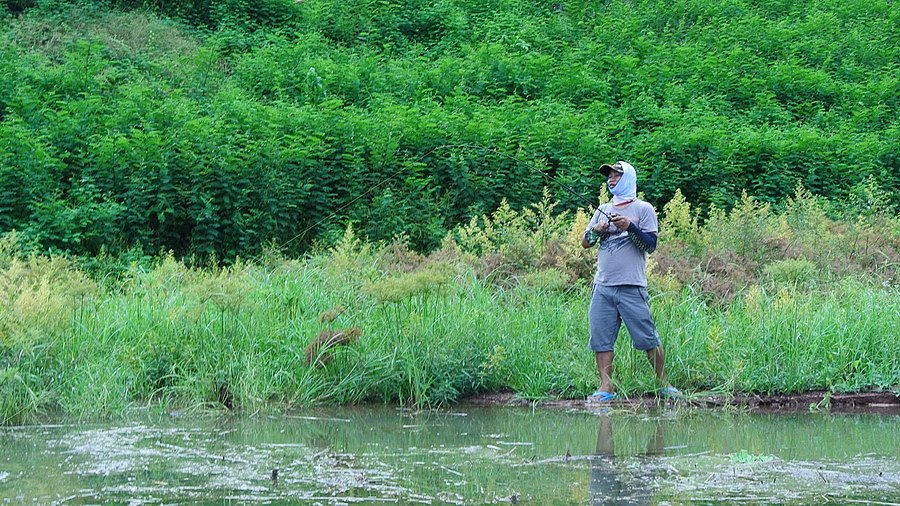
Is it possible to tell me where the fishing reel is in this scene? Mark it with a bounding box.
[604,212,622,229]
[586,212,621,246]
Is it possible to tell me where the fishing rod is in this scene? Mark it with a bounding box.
[448,144,622,224]
[277,143,615,252]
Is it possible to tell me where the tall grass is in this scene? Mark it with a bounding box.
[0,189,897,423]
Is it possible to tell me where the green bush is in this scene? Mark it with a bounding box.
[762,258,818,286]
[0,0,897,261]
[3,0,36,14]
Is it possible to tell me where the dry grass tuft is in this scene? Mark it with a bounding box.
[317,305,347,323]
[304,327,361,367]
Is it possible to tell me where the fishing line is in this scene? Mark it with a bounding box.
[276,143,610,252]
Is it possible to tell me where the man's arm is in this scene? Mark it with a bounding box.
[609,213,658,254]
[582,209,610,248]
[625,223,657,253]
[582,229,596,249]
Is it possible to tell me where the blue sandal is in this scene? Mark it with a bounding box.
[588,390,618,403]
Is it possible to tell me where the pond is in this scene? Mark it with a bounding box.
[1,405,898,504]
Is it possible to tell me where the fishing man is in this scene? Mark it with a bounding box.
[581,160,681,402]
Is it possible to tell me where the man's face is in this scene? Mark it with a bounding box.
[606,170,622,189]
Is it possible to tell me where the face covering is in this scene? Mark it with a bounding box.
[609,160,636,205]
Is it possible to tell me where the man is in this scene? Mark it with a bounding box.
[581,160,681,402]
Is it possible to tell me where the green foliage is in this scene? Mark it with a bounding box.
[0,0,897,262]
[361,263,451,304]
[104,0,301,31]
[660,189,701,254]
[2,0,35,14]
[654,181,899,302]
[762,258,818,287]
[0,366,43,425]
[704,192,773,262]
[0,184,898,421]
[453,189,593,287]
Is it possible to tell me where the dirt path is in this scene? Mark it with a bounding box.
[461,390,900,414]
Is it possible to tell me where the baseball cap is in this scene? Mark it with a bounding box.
[599,161,625,177]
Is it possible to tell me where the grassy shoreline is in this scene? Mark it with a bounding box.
[1,191,898,424]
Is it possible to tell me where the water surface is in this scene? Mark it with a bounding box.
[1,406,897,504]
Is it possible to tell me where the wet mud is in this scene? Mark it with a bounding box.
[462,389,900,414]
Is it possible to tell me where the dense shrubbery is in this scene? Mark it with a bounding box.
[0,0,897,260]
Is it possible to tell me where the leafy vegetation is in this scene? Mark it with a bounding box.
[1,0,898,258]
[0,1,896,423]
[0,189,896,423]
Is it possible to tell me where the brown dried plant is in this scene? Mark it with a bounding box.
[303,327,361,367]
[317,304,347,323]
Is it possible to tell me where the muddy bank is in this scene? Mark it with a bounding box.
[461,390,900,413]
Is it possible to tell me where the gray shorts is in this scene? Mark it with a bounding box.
[588,284,660,352]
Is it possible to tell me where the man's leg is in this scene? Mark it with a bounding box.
[595,351,614,393]
[619,286,680,395]
[589,285,620,395]
[645,346,666,386]
[646,345,681,397]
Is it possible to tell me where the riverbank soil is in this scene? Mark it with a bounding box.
[462,390,900,414]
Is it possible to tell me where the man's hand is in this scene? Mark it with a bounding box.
[609,214,631,230]
[592,221,610,233]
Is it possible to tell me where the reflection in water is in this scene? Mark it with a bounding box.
[590,414,664,505]
[0,408,897,504]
